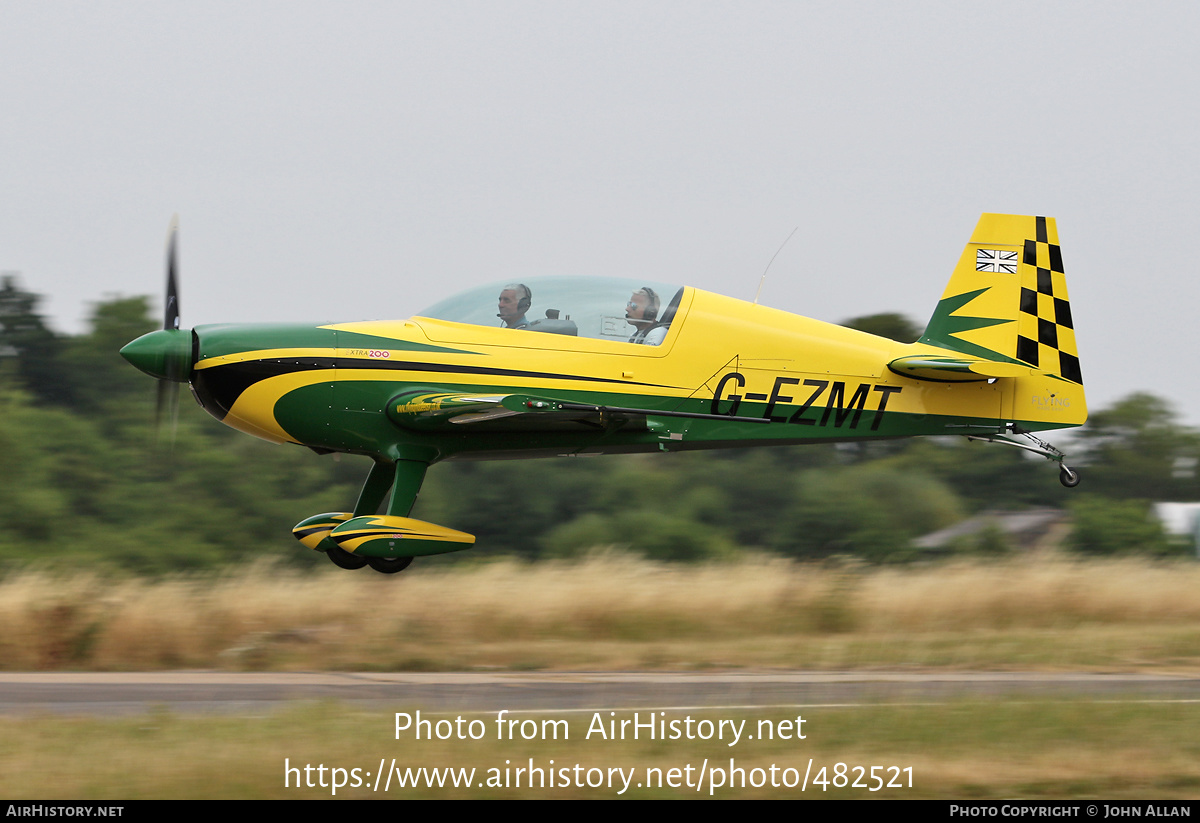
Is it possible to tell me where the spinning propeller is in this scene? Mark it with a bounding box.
[120,216,195,444]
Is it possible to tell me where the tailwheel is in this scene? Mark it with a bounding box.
[367,556,414,574]
[1059,465,1081,488]
[326,545,369,570]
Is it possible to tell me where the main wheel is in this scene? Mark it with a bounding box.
[326,545,369,570]
[1059,466,1081,488]
[367,556,414,574]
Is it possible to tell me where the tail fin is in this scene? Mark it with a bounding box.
[920,214,1082,385]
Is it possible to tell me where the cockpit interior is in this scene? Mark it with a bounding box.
[417,276,686,346]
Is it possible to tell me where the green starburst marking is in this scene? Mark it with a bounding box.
[918,288,1023,365]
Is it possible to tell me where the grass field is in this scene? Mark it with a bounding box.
[2,700,1198,798]
[3,555,1199,799]
[2,553,1199,672]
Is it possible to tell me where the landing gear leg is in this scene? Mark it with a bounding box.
[966,425,1081,488]
[314,458,434,574]
[303,458,437,573]
[356,460,429,575]
[354,459,396,516]
[387,459,429,517]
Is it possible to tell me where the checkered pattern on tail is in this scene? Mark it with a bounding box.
[1014,216,1083,384]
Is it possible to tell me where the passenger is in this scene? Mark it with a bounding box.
[497,284,532,329]
[626,287,667,345]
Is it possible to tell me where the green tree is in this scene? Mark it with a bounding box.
[0,387,70,550]
[874,437,1070,511]
[841,312,921,343]
[61,296,157,417]
[771,464,963,562]
[1068,498,1173,556]
[0,274,72,405]
[541,511,735,562]
[1074,393,1200,501]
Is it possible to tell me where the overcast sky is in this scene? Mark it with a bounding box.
[2,1,1197,423]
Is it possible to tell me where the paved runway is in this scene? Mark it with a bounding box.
[2,671,1199,715]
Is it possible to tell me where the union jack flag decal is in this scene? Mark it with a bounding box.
[976,248,1018,273]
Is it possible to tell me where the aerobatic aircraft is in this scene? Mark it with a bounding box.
[121,213,1086,573]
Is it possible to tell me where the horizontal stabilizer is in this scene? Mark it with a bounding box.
[888,355,1032,382]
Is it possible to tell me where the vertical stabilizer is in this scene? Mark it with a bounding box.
[920,214,1082,385]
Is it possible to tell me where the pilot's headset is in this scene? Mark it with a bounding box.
[506,283,532,313]
[637,287,660,323]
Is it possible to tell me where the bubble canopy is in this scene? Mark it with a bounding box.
[416,276,686,344]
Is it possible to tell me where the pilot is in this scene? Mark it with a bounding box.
[626,287,666,345]
[497,284,532,329]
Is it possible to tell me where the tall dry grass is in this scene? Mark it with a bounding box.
[2,553,1198,671]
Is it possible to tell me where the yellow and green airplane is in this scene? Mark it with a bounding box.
[121,213,1085,573]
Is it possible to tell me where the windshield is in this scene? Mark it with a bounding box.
[417,276,685,345]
